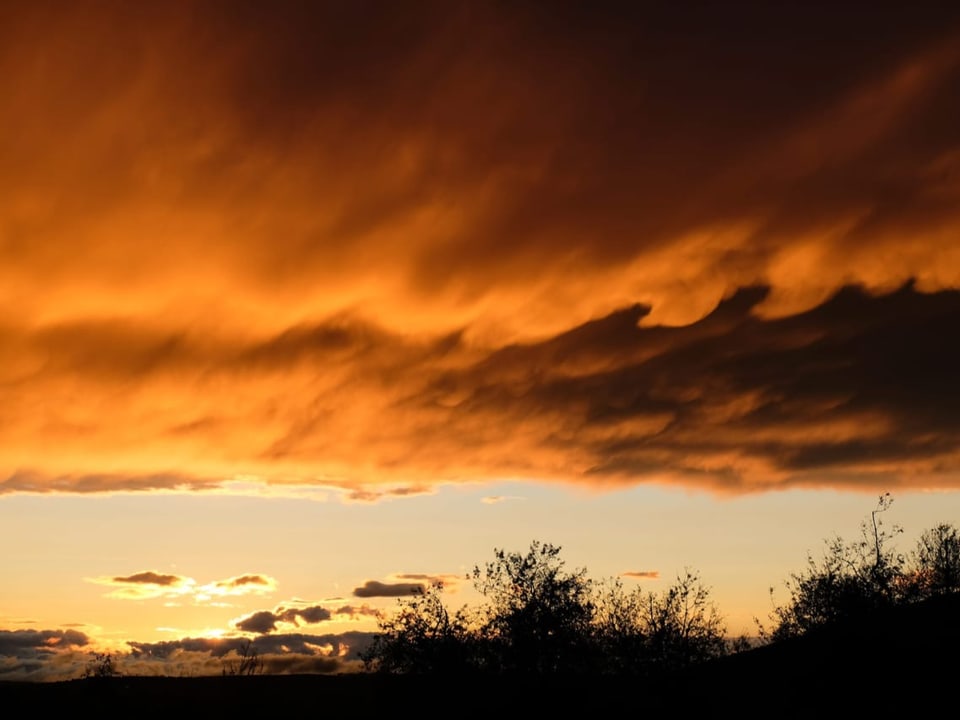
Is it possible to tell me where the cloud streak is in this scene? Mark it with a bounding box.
[353,581,426,599]
[620,571,661,581]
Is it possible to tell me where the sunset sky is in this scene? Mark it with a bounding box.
[3,1,960,680]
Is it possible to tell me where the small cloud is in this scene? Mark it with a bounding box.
[333,605,382,620]
[234,611,281,635]
[352,580,425,598]
[206,574,277,596]
[113,572,184,586]
[232,604,335,635]
[88,571,195,600]
[481,495,524,504]
[620,571,660,580]
[393,573,464,591]
[218,574,271,588]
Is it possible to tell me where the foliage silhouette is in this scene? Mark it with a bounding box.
[593,570,727,673]
[759,493,960,642]
[759,494,905,641]
[640,568,728,670]
[361,582,476,674]
[364,540,726,676]
[83,652,120,679]
[904,522,960,599]
[471,540,597,673]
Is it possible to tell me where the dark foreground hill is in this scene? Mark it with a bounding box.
[3,594,957,717]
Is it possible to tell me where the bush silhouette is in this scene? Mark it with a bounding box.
[470,540,597,673]
[904,523,960,599]
[221,639,264,676]
[83,652,120,679]
[361,582,476,674]
[593,570,727,674]
[363,540,726,675]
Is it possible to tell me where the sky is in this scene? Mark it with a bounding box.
[2,0,960,680]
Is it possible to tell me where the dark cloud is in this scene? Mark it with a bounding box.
[0,630,379,679]
[234,605,335,634]
[234,611,280,635]
[128,631,374,663]
[411,283,960,493]
[260,653,349,675]
[0,629,91,681]
[353,581,426,598]
[0,629,89,656]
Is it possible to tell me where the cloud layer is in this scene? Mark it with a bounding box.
[1,2,959,496]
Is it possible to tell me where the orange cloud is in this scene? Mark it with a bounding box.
[0,4,959,497]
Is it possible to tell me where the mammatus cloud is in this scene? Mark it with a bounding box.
[353,581,426,599]
[620,571,661,581]
[88,572,277,602]
[1,4,959,496]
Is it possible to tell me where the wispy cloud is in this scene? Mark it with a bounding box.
[481,495,524,504]
[392,573,465,592]
[620,571,661,581]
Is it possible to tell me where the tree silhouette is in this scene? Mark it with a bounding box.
[471,540,596,674]
[641,568,727,670]
[593,570,727,674]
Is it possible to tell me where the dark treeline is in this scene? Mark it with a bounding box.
[362,494,960,676]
